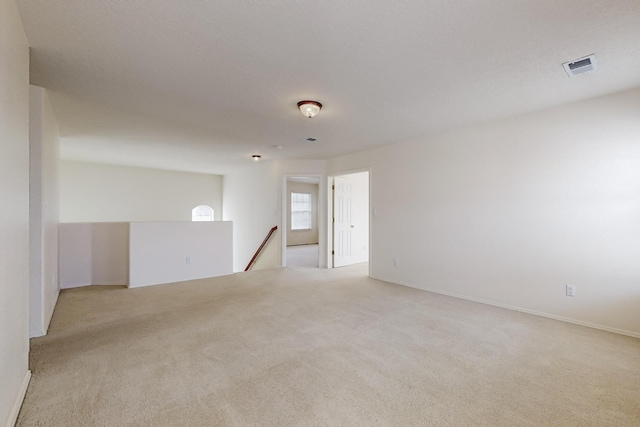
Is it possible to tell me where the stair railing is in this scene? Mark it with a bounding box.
[245,226,278,271]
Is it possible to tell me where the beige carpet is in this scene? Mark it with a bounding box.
[286,244,319,268]
[18,264,640,426]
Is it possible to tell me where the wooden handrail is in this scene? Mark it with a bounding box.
[245,226,278,271]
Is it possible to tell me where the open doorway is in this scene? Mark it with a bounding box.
[328,170,370,269]
[283,176,321,268]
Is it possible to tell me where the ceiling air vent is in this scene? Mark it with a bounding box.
[563,54,597,77]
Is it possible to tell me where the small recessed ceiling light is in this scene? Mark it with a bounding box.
[273,145,283,150]
[251,155,261,161]
[297,100,322,118]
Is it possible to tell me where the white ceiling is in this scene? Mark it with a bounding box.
[17,0,640,175]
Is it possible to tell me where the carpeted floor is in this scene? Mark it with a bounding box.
[18,264,640,426]
[286,244,319,268]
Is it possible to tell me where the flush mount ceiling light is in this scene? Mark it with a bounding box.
[251,155,261,161]
[297,100,322,118]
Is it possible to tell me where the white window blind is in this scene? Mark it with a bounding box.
[291,192,312,230]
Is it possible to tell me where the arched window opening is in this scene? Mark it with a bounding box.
[192,205,214,222]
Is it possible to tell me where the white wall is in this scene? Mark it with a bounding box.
[129,221,233,287]
[328,88,640,337]
[0,1,31,425]
[91,223,129,286]
[223,161,280,272]
[286,181,319,246]
[59,223,93,289]
[223,159,326,272]
[60,160,222,222]
[29,85,60,338]
[61,221,230,288]
[59,223,129,289]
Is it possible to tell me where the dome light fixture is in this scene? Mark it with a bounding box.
[297,100,322,118]
[251,154,261,161]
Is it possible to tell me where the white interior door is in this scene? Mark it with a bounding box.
[332,172,369,268]
[333,176,354,267]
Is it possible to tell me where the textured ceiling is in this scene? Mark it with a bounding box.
[17,0,640,174]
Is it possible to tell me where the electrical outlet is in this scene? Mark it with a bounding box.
[186,256,191,264]
[393,259,399,267]
[566,284,576,297]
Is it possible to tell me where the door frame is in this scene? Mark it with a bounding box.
[281,174,325,268]
[326,168,372,275]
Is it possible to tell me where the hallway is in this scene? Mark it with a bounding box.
[286,244,318,268]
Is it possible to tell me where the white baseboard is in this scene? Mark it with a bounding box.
[43,287,60,334]
[93,282,127,286]
[372,275,640,339]
[5,370,31,427]
[60,282,90,289]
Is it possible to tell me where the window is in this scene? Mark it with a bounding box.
[291,192,312,230]
[192,205,214,221]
